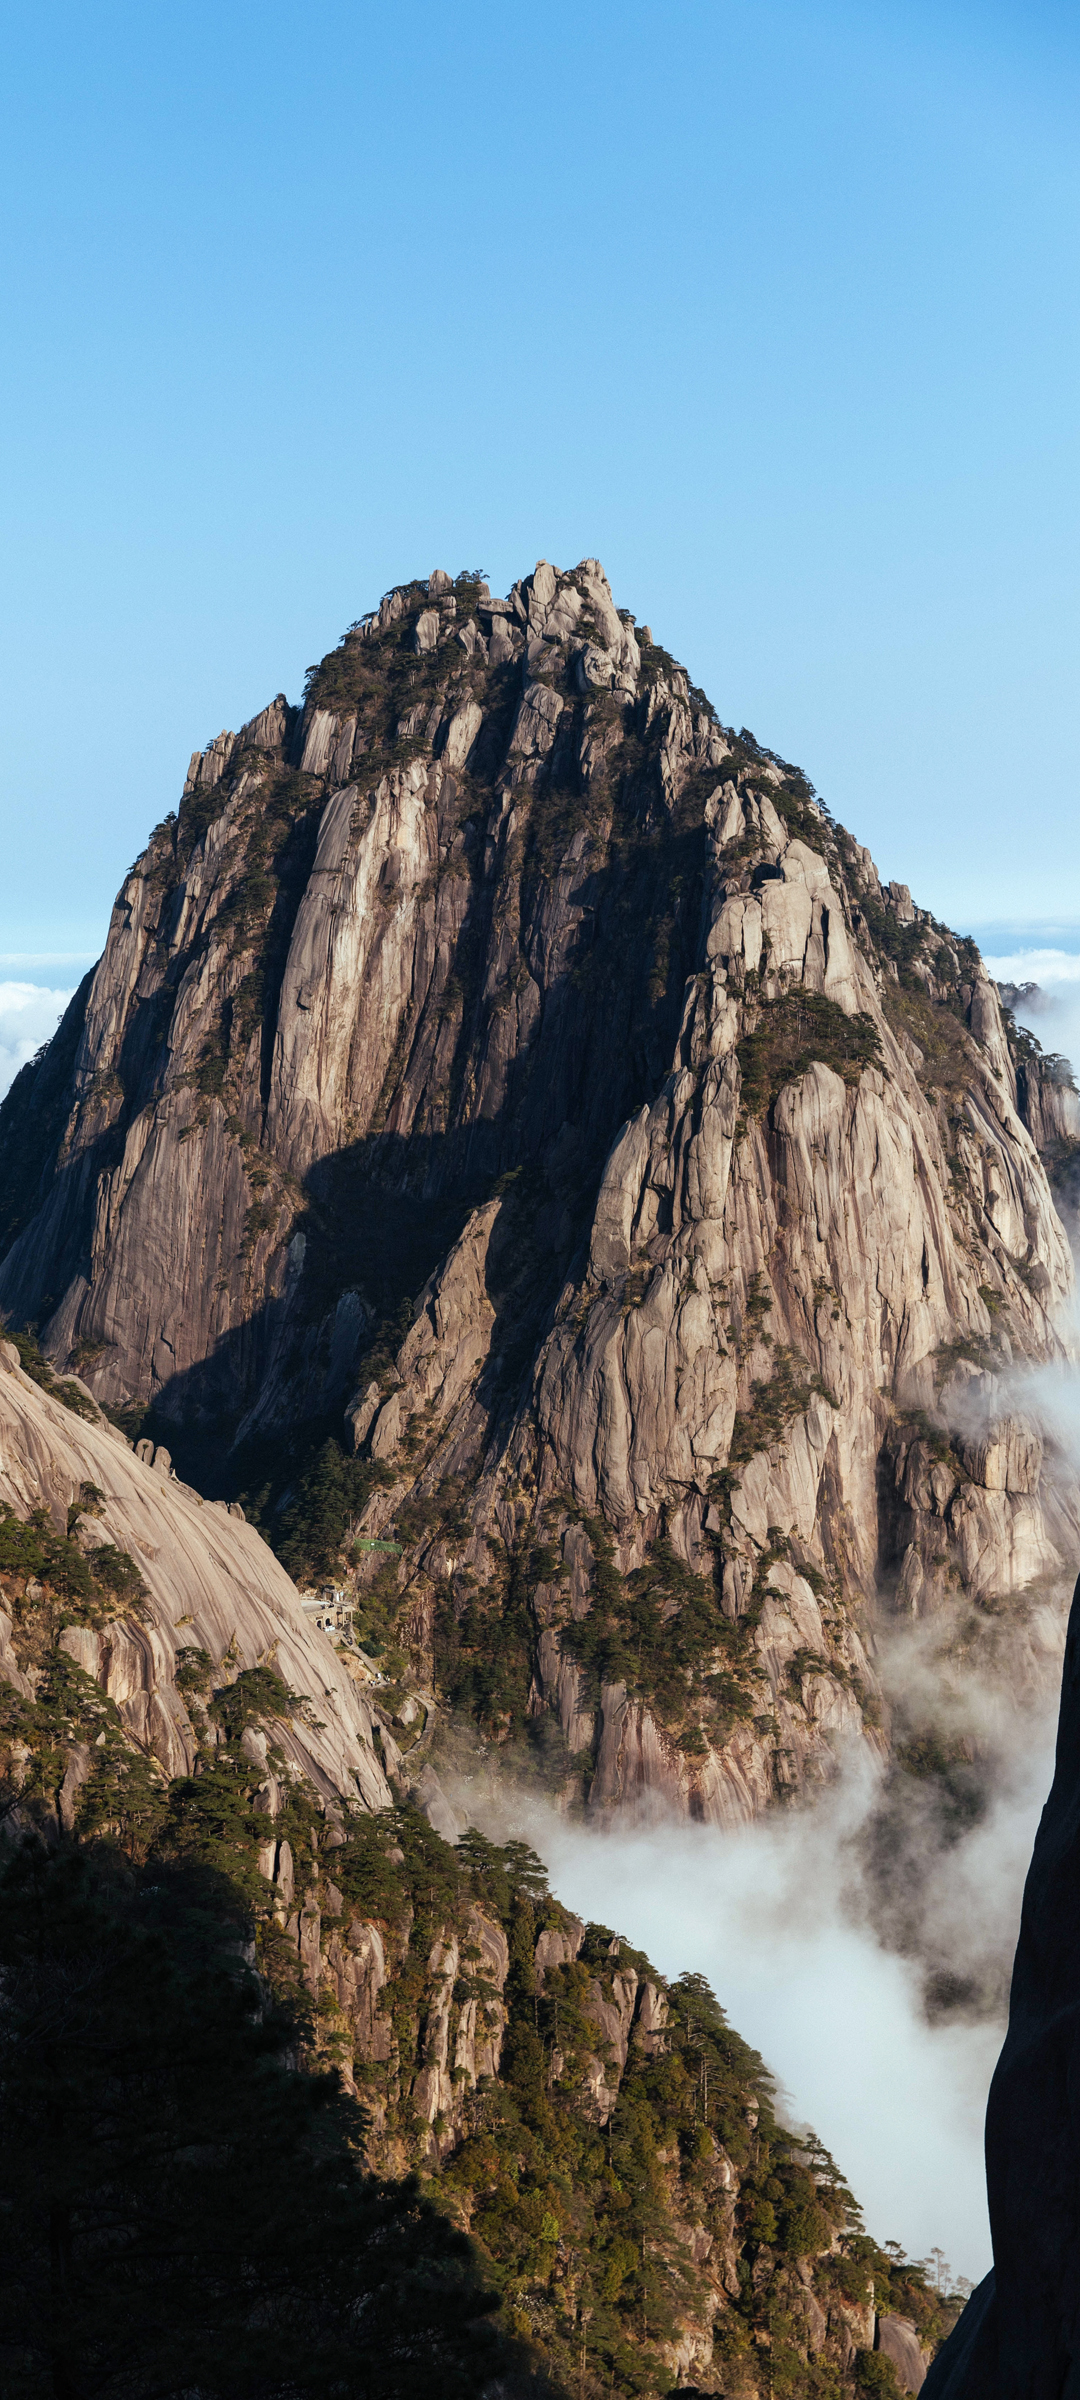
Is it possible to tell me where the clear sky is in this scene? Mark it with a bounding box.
[2,5,1078,2264]
[2,0,1078,968]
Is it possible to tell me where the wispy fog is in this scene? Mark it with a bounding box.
[0,980,74,1099]
[451,1693,1056,2281]
[445,1363,1079,2284]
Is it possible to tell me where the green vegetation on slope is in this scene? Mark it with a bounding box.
[0,1840,539,2400]
[4,1324,102,1422]
[736,990,882,1125]
[0,1498,964,2398]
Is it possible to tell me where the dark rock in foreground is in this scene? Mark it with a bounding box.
[926,1567,1080,2395]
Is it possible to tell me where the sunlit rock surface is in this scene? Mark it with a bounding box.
[2,557,1077,1821]
[0,1338,390,1806]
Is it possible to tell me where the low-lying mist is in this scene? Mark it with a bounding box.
[442,1492,1074,2282]
[447,1689,1056,2282]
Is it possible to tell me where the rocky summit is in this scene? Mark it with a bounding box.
[2,556,1079,2395]
[2,557,1077,1825]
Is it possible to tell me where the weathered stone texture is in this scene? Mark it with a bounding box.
[0,1342,391,1806]
[2,556,1076,1822]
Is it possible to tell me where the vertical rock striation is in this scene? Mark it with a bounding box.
[2,559,1076,1818]
[0,1338,390,1806]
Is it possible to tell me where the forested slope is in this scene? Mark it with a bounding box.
[0,1335,956,2395]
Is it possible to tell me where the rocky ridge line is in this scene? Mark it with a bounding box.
[1,558,1077,1830]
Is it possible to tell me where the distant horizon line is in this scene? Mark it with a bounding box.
[5,926,1080,981]
[0,952,97,968]
[965,927,1080,955]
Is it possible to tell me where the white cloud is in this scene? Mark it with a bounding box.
[0,981,74,1100]
[446,1394,1080,2289]
[452,1748,1021,2282]
[983,949,1080,986]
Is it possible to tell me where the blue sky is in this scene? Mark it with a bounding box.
[2,0,1078,973]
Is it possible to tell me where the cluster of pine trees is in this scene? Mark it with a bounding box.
[0,1837,551,2399]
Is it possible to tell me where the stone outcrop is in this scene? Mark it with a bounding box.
[878,2312,930,2391]
[0,1338,391,1807]
[1014,1052,1080,1153]
[923,1566,1080,2396]
[2,557,1076,1823]
[996,983,1080,1153]
[293,1826,957,2392]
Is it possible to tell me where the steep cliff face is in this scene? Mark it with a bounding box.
[996,984,1080,1157]
[297,1813,954,2396]
[0,1336,391,1811]
[2,558,1076,1826]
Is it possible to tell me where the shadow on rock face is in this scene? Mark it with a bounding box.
[925,1568,1080,2395]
